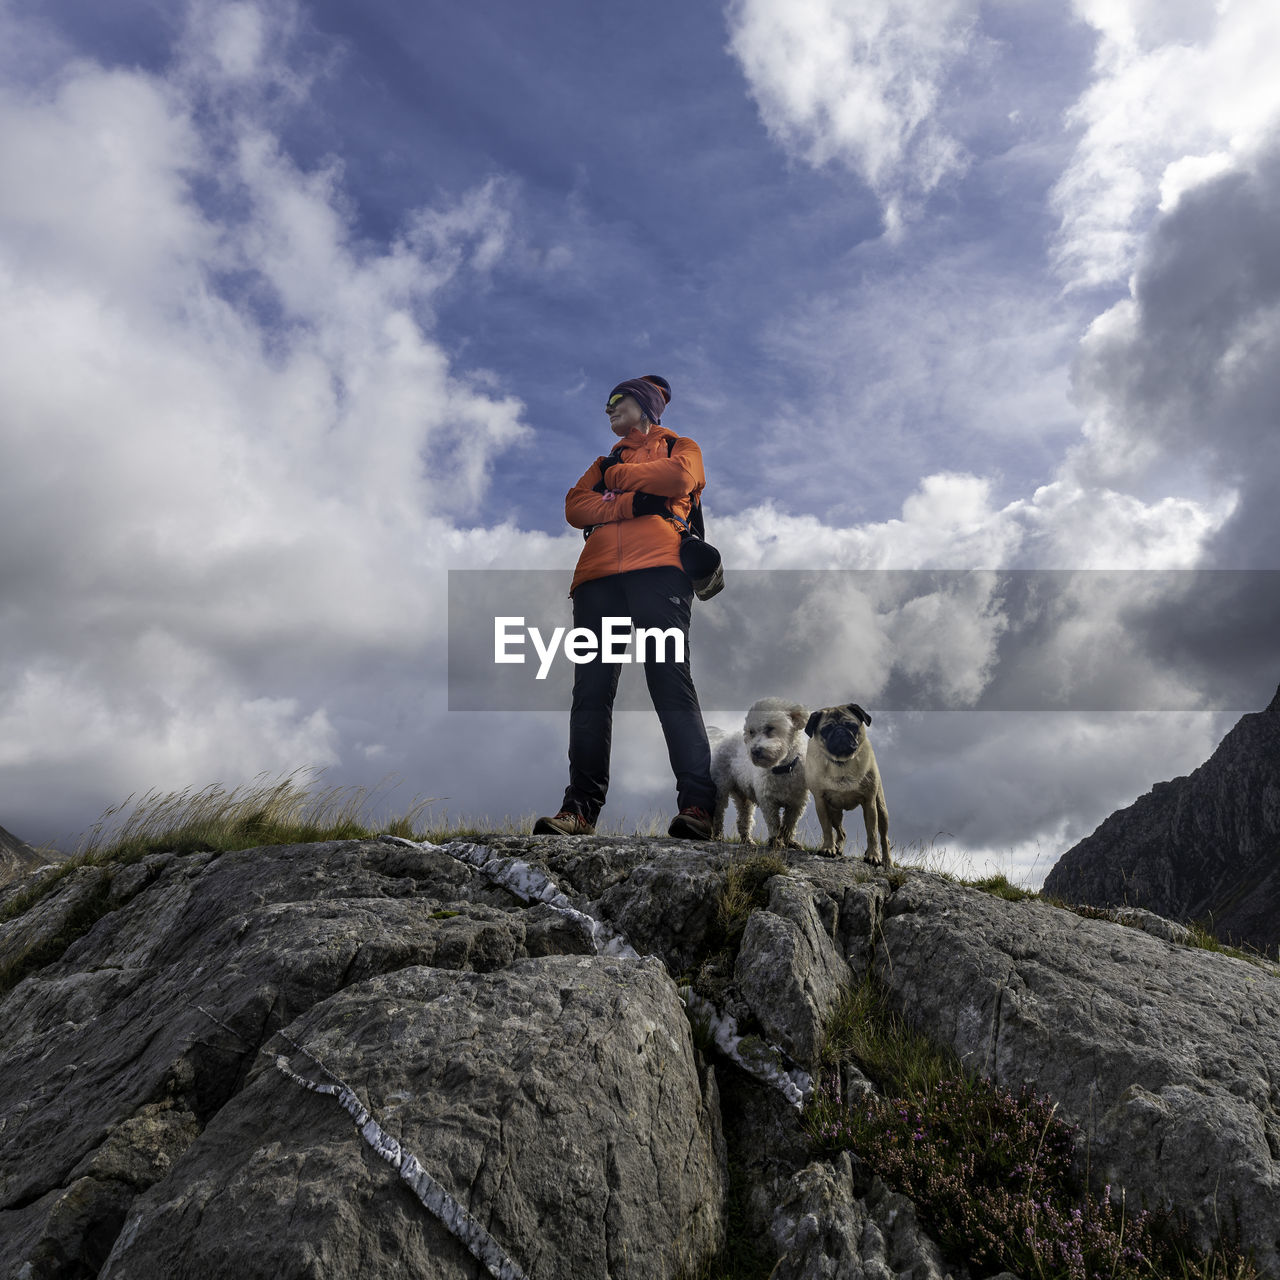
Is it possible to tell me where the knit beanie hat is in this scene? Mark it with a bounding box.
[641,374,671,405]
[606,376,670,425]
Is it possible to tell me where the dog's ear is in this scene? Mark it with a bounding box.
[847,703,872,726]
[805,710,823,737]
[789,704,808,731]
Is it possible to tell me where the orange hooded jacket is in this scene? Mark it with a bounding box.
[565,424,705,594]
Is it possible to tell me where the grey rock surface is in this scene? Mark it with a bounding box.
[735,875,850,1067]
[1044,684,1280,954]
[550,840,1280,1274]
[525,841,1280,1277]
[868,874,1280,1275]
[102,955,724,1280]
[4,832,1280,1277]
[0,838,723,1279]
[1094,904,1193,944]
[771,1155,957,1280]
[582,847,727,975]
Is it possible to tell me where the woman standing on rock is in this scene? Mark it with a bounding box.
[534,375,717,840]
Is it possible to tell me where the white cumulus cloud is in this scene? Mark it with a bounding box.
[0,0,531,840]
[1053,0,1280,289]
[725,0,977,228]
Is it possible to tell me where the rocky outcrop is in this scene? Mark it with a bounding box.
[0,840,724,1280]
[105,956,724,1279]
[0,824,50,891]
[1044,685,1280,954]
[872,874,1280,1273]
[2,832,1279,1278]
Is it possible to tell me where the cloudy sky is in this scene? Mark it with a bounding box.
[2,0,1277,878]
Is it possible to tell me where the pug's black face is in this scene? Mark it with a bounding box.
[805,703,873,760]
[818,717,862,760]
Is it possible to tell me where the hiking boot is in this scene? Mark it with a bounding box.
[668,806,712,840]
[533,810,596,837]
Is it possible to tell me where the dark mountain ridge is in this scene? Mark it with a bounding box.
[1044,684,1280,954]
[0,825,48,891]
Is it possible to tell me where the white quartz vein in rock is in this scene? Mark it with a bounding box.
[274,1034,529,1280]
[380,835,811,1107]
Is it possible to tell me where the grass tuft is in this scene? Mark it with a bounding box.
[813,978,952,1101]
[965,872,1038,903]
[1,770,440,926]
[682,853,790,1021]
[717,853,789,950]
[0,872,117,997]
[73,769,438,862]
[1184,922,1279,971]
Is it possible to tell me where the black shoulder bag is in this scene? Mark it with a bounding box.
[666,437,724,601]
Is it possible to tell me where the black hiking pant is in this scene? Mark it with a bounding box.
[561,566,715,822]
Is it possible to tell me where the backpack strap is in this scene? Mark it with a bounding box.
[665,436,705,539]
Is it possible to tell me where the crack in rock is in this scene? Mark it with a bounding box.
[383,836,812,1107]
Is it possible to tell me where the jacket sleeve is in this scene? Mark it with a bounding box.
[604,437,704,498]
[564,458,636,529]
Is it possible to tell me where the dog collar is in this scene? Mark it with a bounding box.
[771,755,802,775]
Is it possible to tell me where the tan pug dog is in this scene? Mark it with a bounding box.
[804,703,891,865]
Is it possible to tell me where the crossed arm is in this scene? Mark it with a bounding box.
[564,437,705,529]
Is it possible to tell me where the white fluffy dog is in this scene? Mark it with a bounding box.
[711,698,810,847]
